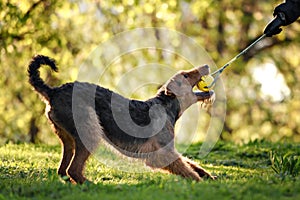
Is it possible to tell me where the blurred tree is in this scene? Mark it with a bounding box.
[0,0,81,144]
[0,0,299,144]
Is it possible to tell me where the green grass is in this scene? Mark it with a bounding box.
[0,140,300,200]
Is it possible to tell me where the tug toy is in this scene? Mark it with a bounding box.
[197,75,215,92]
[197,13,286,92]
[198,34,266,92]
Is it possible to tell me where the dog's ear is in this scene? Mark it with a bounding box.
[164,86,176,97]
[165,83,180,97]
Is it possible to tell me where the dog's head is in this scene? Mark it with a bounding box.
[164,65,209,96]
[161,65,215,113]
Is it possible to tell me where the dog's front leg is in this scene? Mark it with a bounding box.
[184,158,216,180]
[145,150,202,181]
[162,157,203,181]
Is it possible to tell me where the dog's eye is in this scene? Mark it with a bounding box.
[183,74,189,78]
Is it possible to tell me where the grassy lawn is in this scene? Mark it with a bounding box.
[0,140,299,200]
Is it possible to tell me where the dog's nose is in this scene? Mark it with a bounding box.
[196,64,210,75]
[196,64,209,69]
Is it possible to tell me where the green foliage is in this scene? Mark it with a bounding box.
[1,141,300,199]
[270,151,300,180]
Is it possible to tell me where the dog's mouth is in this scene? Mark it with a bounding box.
[183,65,210,89]
[188,65,214,100]
[194,90,214,99]
[164,65,213,99]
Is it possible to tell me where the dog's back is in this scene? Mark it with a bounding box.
[28,55,159,153]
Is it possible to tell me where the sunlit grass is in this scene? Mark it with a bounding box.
[0,141,300,200]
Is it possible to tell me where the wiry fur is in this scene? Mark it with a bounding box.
[28,55,216,184]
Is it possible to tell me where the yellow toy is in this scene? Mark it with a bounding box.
[197,75,214,92]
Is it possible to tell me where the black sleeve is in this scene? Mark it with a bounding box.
[287,0,300,4]
[274,0,300,25]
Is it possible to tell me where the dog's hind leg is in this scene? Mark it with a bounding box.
[64,106,102,184]
[54,126,75,181]
[67,139,91,184]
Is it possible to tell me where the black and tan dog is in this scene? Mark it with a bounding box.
[28,55,215,184]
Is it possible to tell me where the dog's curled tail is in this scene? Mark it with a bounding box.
[28,55,58,101]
